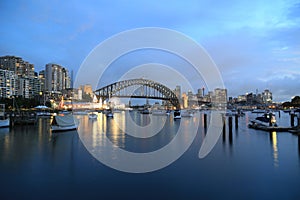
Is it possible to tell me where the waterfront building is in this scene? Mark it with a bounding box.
[17,77,29,98]
[186,90,198,108]
[174,85,182,108]
[29,72,41,98]
[188,94,198,108]
[197,88,204,98]
[0,56,40,99]
[0,69,17,98]
[256,93,263,104]
[45,63,71,95]
[246,93,255,105]
[262,89,272,104]
[0,55,34,77]
[182,92,188,109]
[212,88,227,107]
[78,88,82,100]
[237,95,246,103]
[16,75,41,99]
[39,70,45,92]
[82,84,93,97]
[174,85,181,99]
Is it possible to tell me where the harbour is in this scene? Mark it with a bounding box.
[1,110,300,199]
[1,1,300,199]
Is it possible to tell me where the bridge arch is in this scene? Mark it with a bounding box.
[94,79,180,108]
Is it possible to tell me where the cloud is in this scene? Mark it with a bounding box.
[1,0,300,102]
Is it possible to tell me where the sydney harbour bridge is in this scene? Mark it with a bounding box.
[94,78,180,109]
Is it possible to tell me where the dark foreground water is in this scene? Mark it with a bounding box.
[0,111,300,200]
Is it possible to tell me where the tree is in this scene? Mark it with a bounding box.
[282,101,292,108]
[292,96,300,106]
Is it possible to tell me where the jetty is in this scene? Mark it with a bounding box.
[248,110,300,133]
[248,123,294,132]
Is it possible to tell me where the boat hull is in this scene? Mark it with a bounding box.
[181,113,193,117]
[106,113,113,118]
[173,110,181,119]
[51,125,77,132]
[152,110,167,115]
[0,119,10,128]
[88,115,98,119]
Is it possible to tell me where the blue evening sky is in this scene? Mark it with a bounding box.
[1,0,300,102]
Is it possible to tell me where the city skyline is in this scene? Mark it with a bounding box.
[1,1,300,102]
[0,54,283,105]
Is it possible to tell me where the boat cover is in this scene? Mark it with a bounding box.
[54,115,75,127]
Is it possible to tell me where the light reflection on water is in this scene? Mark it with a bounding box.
[0,111,300,199]
[271,131,279,167]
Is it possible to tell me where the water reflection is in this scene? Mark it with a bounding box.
[2,111,300,200]
[0,118,57,165]
[298,135,300,158]
[269,131,279,167]
[221,116,234,148]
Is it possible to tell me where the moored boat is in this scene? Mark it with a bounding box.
[152,110,167,115]
[88,112,98,119]
[0,104,10,128]
[181,110,194,117]
[0,118,9,128]
[173,110,181,119]
[248,112,278,131]
[51,114,77,132]
[104,109,114,118]
[141,108,151,114]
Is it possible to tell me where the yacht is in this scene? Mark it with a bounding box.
[141,108,151,114]
[104,109,114,118]
[0,118,9,128]
[51,114,77,132]
[173,110,181,119]
[249,112,277,127]
[152,110,167,115]
[181,110,194,117]
[88,112,98,119]
[0,104,9,128]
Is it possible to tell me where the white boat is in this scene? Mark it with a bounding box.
[106,112,113,118]
[36,112,52,117]
[105,109,114,118]
[250,112,277,127]
[73,110,88,115]
[51,114,77,132]
[152,110,167,115]
[181,110,194,117]
[0,104,9,128]
[140,108,151,114]
[88,112,98,119]
[173,110,181,119]
[0,118,10,128]
[166,110,171,116]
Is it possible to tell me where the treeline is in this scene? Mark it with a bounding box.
[282,96,300,108]
[0,97,45,110]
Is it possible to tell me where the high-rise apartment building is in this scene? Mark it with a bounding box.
[39,70,45,92]
[45,63,71,94]
[0,55,39,98]
[262,89,272,104]
[82,84,93,96]
[212,88,227,107]
[174,85,181,99]
[0,69,17,98]
[0,55,34,77]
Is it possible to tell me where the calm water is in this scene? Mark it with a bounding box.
[0,111,300,200]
